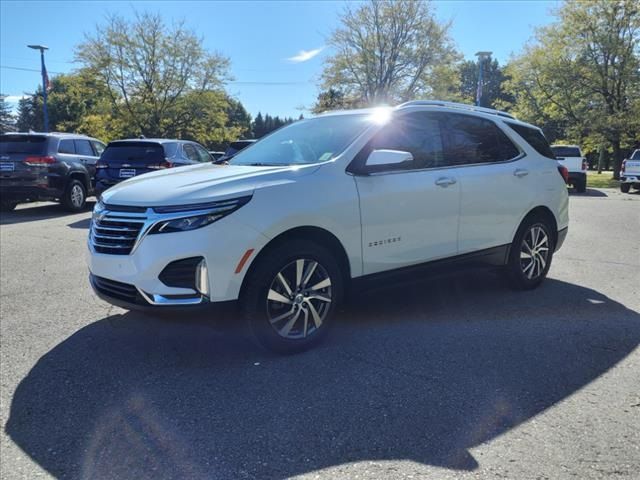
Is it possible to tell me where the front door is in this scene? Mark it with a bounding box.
[352,112,460,275]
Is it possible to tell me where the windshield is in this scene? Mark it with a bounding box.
[230,114,370,166]
[0,135,47,154]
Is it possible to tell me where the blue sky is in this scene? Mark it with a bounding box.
[0,0,559,118]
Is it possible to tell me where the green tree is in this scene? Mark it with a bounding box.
[0,95,15,133]
[76,11,230,138]
[312,88,351,113]
[505,0,640,177]
[13,71,122,140]
[320,0,459,106]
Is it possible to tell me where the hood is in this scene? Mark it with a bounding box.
[100,163,318,207]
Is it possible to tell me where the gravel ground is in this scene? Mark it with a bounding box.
[1,188,639,480]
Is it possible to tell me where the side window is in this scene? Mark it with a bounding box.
[368,112,444,171]
[91,141,105,157]
[194,145,212,162]
[74,139,95,157]
[163,142,179,158]
[58,139,75,154]
[505,122,555,159]
[182,144,199,162]
[441,114,518,166]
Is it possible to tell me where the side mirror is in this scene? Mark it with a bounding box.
[365,149,413,168]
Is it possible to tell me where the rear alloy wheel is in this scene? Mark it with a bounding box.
[620,183,631,193]
[62,179,87,212]
[241,240,343,353]
[506,217,554,290]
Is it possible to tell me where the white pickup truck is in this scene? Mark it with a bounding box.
[551,145,587,193]
[620,149,640,193]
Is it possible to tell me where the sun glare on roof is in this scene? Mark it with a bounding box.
[368,107,392,125]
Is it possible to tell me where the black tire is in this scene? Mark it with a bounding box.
[576,178,587,193]
[620,183,631,193]
[62,179,87,212]
[240,239,344,354]
[505,215,555,290]
[0,201,18,212]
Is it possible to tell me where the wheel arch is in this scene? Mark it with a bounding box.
[514,206,558,246]
[239,226,351,299]
[68,170,90,191]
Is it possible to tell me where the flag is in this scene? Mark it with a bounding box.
[41,56,51,92]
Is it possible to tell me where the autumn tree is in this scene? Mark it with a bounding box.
[75,12,230,138]
[320,0,459,106]
[506,0,640,177]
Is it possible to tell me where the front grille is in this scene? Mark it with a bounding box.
[91,213,146,255]
[91,275,141,303]
[159,257,202,290]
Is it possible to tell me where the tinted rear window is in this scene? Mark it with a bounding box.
[551,146,581,157]
[101,142,165,163]
[0,135,47,154]
[505,122,555,159]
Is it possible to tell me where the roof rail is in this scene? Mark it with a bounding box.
[398,100,516,120]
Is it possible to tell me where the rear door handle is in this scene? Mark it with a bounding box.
[514,168,529,178]
[435,177,457,187]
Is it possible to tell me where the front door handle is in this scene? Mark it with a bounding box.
[435,177,457,187]
[514,168,529,178]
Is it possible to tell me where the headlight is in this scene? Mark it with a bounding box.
[149,195,251,234]
[150,213,223,233]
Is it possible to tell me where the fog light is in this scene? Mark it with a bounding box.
[195,259,209,297]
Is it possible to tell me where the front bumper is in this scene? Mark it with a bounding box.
[87,211,270,308]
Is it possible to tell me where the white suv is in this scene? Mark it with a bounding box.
[87,101,569,352]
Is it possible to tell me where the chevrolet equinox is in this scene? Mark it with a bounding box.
[87,101,569,353]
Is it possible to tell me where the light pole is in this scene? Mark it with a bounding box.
[27,44,49,132]
[475,51,492,107]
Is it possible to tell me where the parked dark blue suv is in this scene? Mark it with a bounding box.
[94,139,213,197]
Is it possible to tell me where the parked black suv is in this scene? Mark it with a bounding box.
[94,139,213,197]
[0,132,105,212]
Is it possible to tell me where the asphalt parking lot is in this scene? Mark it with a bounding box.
[1,188,639,480]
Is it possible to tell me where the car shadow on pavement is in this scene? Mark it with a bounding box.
[6,274,640,479]
[0,201,95,226]
[568,188,608,197]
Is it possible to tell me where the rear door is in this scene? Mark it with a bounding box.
[74,139,100,181]
[353,111,460,274]
[441,113,532,254]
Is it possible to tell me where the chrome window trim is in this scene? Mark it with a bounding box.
[361,152,527,177]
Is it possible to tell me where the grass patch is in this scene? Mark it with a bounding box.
[587,171,619,189]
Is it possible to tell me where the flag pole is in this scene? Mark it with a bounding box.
[27,44,49,132]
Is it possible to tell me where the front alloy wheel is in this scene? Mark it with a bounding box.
[267,259,332,339]
[241,240,343,353]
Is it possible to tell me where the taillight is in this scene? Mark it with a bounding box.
[148,161,174,170]
[621,160,626,174]
[95,160,108,169]
[24,156,56,166]
[557,164,569,183]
